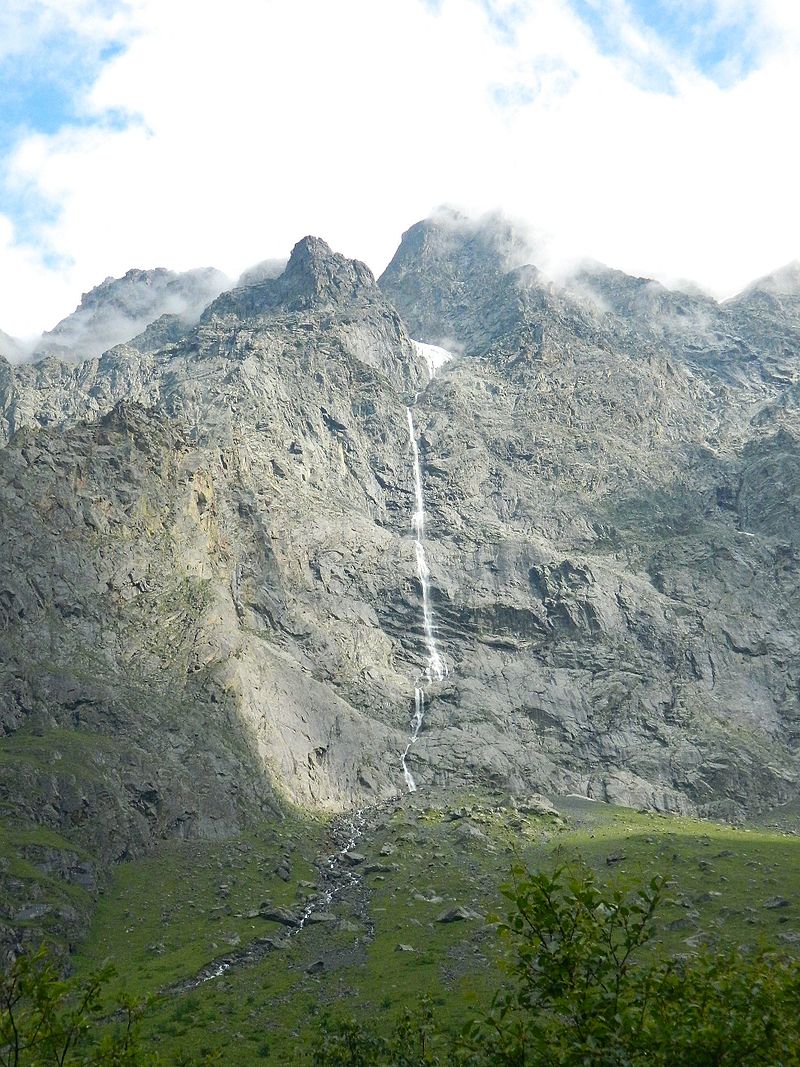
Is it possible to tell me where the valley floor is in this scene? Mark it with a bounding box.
[67,789,800,1064]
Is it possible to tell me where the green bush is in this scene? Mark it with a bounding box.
[0,950,220,1066]
[0,948,144,1066]
[311,865,800,1066]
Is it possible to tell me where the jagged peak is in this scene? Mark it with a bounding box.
[33,265,230,364]
[204,236,379,321]
[734,261,800,300]
[282,235,376,294]
[382,210,537,281]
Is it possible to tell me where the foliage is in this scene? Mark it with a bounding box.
[309,1000,449,1067]
[458,864,664,1065]
[0,949,220,1066]
[0,948,144,1066]
[311,865,800,1066]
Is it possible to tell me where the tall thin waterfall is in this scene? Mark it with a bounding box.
[401,341,452,792]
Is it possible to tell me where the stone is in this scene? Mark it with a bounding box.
[436,906,480,923]
[342,852,366,866]
[258,905,300,927]
[13,903,50,922]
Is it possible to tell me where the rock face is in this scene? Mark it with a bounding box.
[1,220,799,956]
[381,216,800,817]
[34,266,230,363]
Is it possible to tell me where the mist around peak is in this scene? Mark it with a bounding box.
[30,266,232,365]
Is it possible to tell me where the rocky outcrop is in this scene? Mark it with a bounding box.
[0,346,159,447]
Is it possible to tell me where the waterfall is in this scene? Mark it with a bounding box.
[295,808,366,931]
[401,342,452,792]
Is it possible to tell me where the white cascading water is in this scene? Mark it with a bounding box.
[295,808,366,931]
[196,808,367,986]
[401,341,452,792]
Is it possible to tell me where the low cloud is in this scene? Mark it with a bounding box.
[0,0,799,336]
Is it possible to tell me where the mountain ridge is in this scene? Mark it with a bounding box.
[1,214,798,961]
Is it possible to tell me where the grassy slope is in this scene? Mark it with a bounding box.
[60,788,800,1064]
[0,727,132,952]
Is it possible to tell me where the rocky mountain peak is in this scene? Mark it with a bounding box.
[379,211,543,352]
[280,235,377,304]
[0,329,27,363]
[382,211,534,291]
[739,261,800,299]
[203,236,381,321]
[34,265,230,364]
[2,214,800,965]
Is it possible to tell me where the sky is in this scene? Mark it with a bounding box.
[0,0,799,340]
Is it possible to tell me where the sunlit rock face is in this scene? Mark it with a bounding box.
[2,219,799,952]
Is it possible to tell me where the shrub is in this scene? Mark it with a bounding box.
[0,947,143,1066]
[311,865,800,1066]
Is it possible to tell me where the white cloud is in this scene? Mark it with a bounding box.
[1,0,799,337]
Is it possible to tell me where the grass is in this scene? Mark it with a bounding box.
[12,787,800,1064]
[71,810,326,1002]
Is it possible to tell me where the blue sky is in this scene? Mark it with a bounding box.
[475,0,766,88]
[0,0,798,339]
[570,0,764,88]
[0,4,131,261]
[2,0,766,181]
[0,3,129,149]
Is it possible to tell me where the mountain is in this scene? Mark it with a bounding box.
[33,266,230,363]
[0,329,27,363]
[1,219,798,961]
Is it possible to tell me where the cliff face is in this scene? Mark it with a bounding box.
[380,218,799,817]
[1,223,799,957]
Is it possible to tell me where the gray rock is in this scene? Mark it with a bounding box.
[258,905,300,927]
[14,904,50,922]
[435,906,480,923]
[34,266,230,363]
[275,861,291,882]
